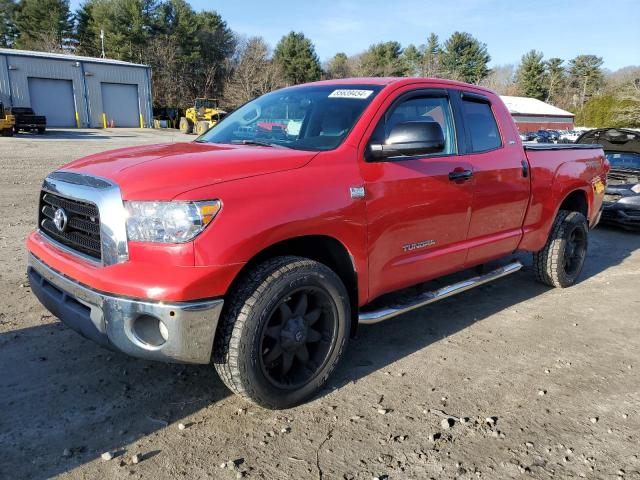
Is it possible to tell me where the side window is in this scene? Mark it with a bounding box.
[461,99,502,152]
[370,95,457,156]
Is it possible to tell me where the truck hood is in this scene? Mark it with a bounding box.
[61,142,317,200]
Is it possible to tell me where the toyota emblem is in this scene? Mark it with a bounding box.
[53,208,68,232]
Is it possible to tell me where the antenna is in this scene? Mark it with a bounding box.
[100,29,106,58]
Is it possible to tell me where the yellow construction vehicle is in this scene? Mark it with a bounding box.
[179,98,227,135]
[0,102,15,137]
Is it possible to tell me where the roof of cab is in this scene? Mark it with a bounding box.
[303,77,495,93]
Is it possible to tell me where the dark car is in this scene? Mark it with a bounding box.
[535,130,554,143]
[577,128,640,230]
[7,107,46,134]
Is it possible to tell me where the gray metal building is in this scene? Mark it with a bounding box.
[0,49,153,128]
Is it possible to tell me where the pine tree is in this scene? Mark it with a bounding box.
[420,33,441,77]
[515,50,548,100]
[15,0,73,51]
[545,58,565,103]
[273,31,322,85]
[568,54,604,109]
[325,52,351,79]
[0,0,17,47]
[359,41,407,77]
[401,44,422,77]
[440,32,491,84]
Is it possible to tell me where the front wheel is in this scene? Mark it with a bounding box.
[213,256,350,409]
[178,117,192,134]
[533,210,589,288]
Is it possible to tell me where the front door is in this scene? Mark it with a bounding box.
[359,89,474,301]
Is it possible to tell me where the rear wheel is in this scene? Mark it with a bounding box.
[533,210,589,288]
[213,256,350,409]
[37,127,45,134]
[179,117,192,134]
[1,128,14,137]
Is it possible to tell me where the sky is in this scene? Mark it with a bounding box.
[71,0,640,71]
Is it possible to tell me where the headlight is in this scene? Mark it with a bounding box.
[125,200,221,243]
[632,184,640,194]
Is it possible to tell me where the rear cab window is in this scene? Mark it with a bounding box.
[460,94,502,153]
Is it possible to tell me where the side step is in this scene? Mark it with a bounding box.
[358,261,523,325]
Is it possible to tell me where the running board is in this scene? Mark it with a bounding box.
[358,261,523,325]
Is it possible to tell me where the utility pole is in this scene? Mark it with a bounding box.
[100,29,106,58]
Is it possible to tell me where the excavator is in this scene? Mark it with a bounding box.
[0,102,15,137]
[179,98,227,135]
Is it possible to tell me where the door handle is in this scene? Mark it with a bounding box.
[448,169,473,182]
[521,160,529,178]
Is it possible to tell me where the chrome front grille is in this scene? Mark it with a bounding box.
[39,191,102,260]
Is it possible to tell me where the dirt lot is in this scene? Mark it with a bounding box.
[1,129,639,480]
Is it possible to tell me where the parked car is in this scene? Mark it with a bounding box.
[547,130,561,142]
[535,130,554,143]
[26,78,607,408]
[519,131,536,142]
[577,128,640,230]
[559,130,581,143]
[7,107,46,134]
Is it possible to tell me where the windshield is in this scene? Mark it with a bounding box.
[195,99,217,109]
[606,152,640,170]
[197,85,382,151]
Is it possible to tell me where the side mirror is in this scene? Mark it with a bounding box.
[369,121,445,160]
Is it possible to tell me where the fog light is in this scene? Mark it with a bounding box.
[132,315,168,347]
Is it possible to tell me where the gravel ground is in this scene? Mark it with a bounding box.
[1,129,639,480]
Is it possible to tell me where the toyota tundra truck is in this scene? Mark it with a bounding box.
[26,78,607,408]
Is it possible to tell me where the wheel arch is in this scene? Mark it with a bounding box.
[558,189,589,218]
[228,235,360,337]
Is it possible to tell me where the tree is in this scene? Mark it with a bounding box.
[545,57,565,103]
[14,0,73,51]
[514,50,547,100]
[75,0,158,62]
[223,36,284,107]
[325,52,351,79]
[568,54,604,109]
[0,0,17,47]
[440,32,490,84]
[359,41,407,77]
[480,64,516,95]
[614,77,640,127]
[273,31,322,85]
[401,43,422,76]
[420,32,442,77]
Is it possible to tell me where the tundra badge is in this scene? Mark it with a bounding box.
[403,240,436,252]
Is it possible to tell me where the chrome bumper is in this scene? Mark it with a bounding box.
[27,254,223,364]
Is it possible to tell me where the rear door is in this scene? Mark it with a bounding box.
[455,91,530,266]
[359,87,474,300]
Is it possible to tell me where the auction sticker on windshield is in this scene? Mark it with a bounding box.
[328,89,374,99]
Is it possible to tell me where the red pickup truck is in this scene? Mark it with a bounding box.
[27,78,607,408]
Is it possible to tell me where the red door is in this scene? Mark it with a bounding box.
[458,94,530,266]
[358,89,474,301]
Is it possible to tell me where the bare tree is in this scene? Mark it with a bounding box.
[480,64,517,95]
[614,78,640,126]
[222,36,285,108]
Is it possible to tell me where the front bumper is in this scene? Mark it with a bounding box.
[28,254,224,364]
[601,203,640,230]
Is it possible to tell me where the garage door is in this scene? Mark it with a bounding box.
[28,78,76,127]
[101,83,140,128]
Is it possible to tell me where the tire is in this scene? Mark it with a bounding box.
[533,210,589,288]
[195,120,209,135]
[213,256,350,409]
[179,117,192,134]
[37,127,45,134]
[1,128,14,137]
